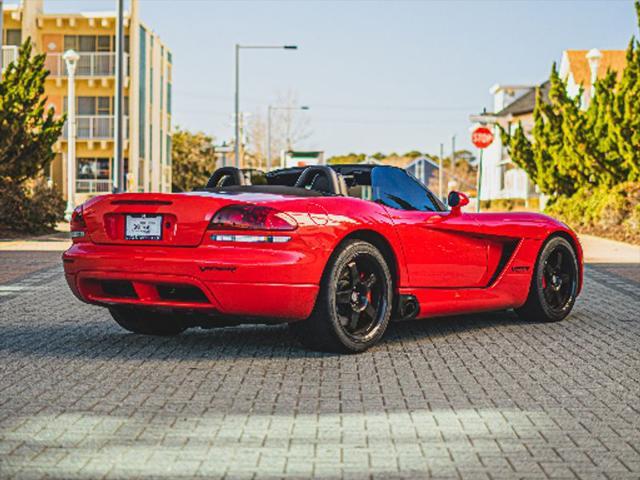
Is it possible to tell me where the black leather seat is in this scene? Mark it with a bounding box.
[294,166,348,196]
[206,167,248,189]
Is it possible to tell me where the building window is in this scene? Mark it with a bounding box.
[65,96,128,115]
[76,158,112,193]
[166,134,172,167]
[167,83,172,115]
[63,35,130,53]
[97,35,111,52]
[64,35,95,52]
[5,29,22,46]
[78,158,110,180]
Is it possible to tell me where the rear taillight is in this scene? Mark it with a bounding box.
[70,206,87,241]
[208,205,297,231]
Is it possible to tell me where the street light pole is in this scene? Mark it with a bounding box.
[233,44,298,169]
[267,105,272,171]
[267,104,309,171]
[234,44,240,168]
[63,49,80,221]
[450,134,456,186]
[439,142,444,200]
[113,0,125,192]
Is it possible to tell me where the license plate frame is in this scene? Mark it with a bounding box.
[125,214,163,241]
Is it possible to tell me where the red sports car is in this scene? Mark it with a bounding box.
[63,165,583,353]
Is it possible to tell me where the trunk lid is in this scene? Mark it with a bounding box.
[83,192,236,247]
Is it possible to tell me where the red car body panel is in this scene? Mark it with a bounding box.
[63,190,583,322]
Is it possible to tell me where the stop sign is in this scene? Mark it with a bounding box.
[471,126,494,149]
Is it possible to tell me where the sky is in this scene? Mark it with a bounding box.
[6,0,639,156]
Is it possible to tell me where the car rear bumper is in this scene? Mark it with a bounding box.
[62,243,323,321]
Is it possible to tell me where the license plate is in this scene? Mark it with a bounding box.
[125,214,163,240]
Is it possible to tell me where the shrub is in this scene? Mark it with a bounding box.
[0,179,65,234]
[546,182,640,244]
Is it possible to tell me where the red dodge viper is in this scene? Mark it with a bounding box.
[63,165,583,353]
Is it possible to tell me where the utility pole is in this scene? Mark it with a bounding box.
[238,112,245,167]
[476,149,484,213]
[267,105,309,171]
[234,44,240,168]
[450,134,456,187]
[439,143,444,200]
[267,105,272,171]
[113,0,125,192]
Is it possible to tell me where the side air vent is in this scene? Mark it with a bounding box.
[486,240,520,287]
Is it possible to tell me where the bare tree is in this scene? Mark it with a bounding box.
[246,90,312,170]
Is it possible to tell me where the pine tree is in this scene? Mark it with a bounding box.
[0,40,65,183]
[503,1,640,198]
[609,1,640,181]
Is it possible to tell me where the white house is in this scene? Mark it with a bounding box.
[472,83,548,204]
[559,49,627,108]
[472,48,626,207]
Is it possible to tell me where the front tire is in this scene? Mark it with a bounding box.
[516,236,579,323]
[109,307,187,336]
[290,240,393,353]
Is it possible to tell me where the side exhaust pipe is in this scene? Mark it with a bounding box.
[396,294,419,321]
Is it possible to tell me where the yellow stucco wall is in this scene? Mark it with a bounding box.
[3,1,172,199]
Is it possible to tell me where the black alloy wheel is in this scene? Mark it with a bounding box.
[541,245,577,312]
[334,256,386,343]
[516,236,579,322]
[289,240,393,353]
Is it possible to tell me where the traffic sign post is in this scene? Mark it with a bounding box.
[471,126,494,213]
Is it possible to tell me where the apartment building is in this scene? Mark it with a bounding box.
[1,0,172,201]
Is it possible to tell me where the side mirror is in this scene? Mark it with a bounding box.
[447,191,469,214]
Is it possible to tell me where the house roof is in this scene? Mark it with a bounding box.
[496,81,550,117]
[565,49,627,85]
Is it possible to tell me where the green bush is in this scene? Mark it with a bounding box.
[0,179,65,234]
[546,182,640,244]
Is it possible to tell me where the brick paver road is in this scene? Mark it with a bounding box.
[0,260,639,479]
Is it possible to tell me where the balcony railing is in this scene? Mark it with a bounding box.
[76,179,113,194]
[45,52,129,77]
[1,46,19,73]
[63,115,129,140]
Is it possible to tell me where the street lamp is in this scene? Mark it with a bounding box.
[63,49,80,221]
[267,105,309,171]
[234,44,298,168]
[113,0,125,192]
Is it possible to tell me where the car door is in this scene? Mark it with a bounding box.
[372,167,488,288]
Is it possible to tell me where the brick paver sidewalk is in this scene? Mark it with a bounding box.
[0,257,638,478]
[0,231,70,285]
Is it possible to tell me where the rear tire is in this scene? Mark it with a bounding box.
[515,236,579,323]
[109,307,187,336]
[289,240,393,353]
